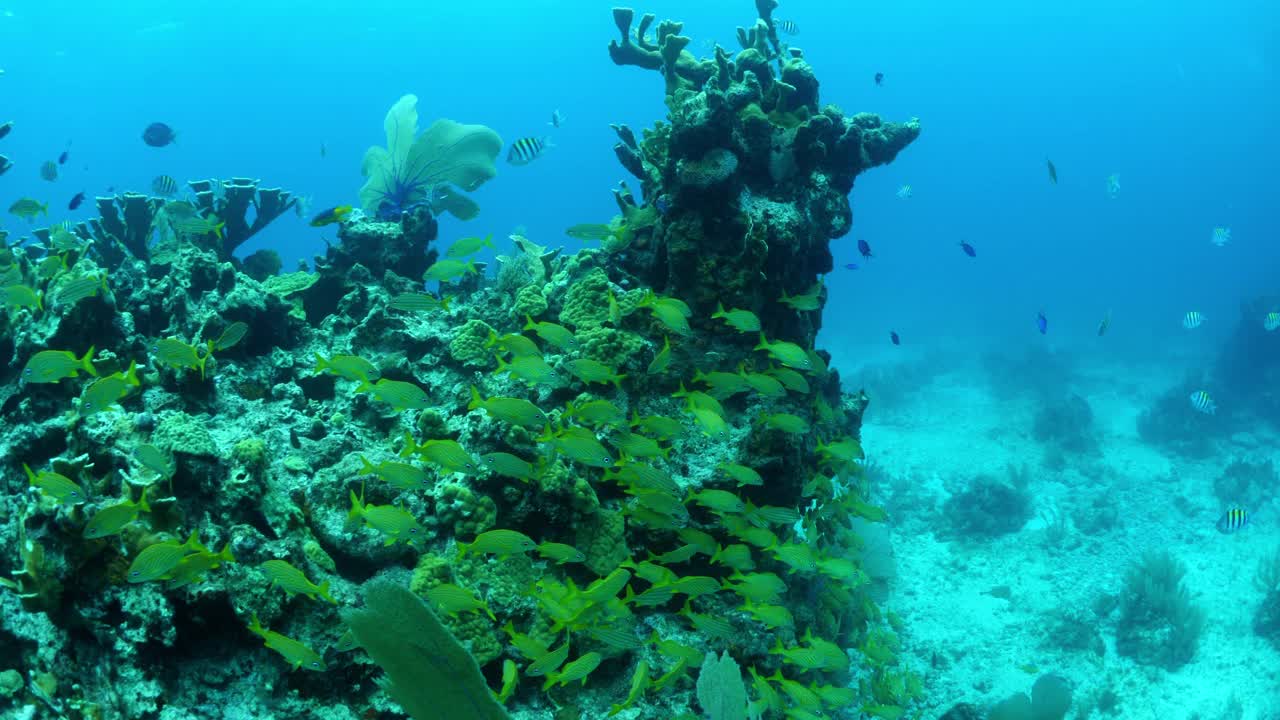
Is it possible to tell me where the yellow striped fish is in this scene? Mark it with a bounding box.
[260,559,336,603]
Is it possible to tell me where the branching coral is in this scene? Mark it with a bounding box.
[188,177,298,262]
[358,94,502,221]
[79,179,299,268]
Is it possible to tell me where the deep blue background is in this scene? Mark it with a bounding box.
[1,0,1276,364]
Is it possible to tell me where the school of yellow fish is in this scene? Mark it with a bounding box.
[3,221,904,718]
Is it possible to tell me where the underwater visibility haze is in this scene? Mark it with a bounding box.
[0,0,1278,718]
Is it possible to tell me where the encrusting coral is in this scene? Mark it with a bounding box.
[0,3,921,719]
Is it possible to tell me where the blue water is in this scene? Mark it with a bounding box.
[3,0,1275,364]
[3,1,1279,714]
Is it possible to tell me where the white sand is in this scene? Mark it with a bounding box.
[852,356,1280,718]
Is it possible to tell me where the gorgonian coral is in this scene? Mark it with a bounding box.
[358,94,502,221]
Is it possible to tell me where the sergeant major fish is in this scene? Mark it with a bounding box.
[507,136,552,165]
[1216,507,1249,534]
[1190,390,1216,414]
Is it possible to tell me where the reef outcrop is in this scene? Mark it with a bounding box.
[0,3,919,719]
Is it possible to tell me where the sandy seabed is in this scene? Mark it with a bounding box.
[848,354,1280,719]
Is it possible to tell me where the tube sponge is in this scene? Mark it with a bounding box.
[341,581,511,720]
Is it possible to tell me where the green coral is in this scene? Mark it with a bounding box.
[558,268,614,329]
[574,508,629,576]
[262,270,318,298]
[415,409,450,439]
[152,411,218,457]
[303,539,336,573]
[437,482,497,538]
[512,284,549,319]
[231,437,268,470]
[575,325,646,367]
[536,459,600,517]
[409,554,502,666]
[449,319,496,367]
[454,553,538,610]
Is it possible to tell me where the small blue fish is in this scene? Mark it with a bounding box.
[1035,311,1048,335]
[958,240,976,257]
[890,331,900,345]
[857,238,873,259]
[68,192,85,210]
[1216,507,1248,534]
[843,262,859,271]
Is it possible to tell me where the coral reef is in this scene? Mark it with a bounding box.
[1255,547,1280,652]
[73,178,299,269]
[1115,551,1204,670]
[1030,392,1097,456]
[1040,604,1105,658]
[1212,457,1276,509]
[0,3,921,719]
[1136,370,1229,457]
[602,1,919,345]
[942,469,1033,539]
[1213,294,1280,423]
[987,674,1072,720]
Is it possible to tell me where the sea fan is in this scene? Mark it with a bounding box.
[358,94,502,221]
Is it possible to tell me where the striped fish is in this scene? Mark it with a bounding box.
[507,136,551,166]
[152,175,178,196]
[1182,311,1203,329]
[1265,312,1280,332]
[777,19,799,35]
[1189,390,1216,414]
[1216,507,1248,534]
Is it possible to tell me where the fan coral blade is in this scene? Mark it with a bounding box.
[403,119,502,193]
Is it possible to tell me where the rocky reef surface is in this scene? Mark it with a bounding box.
[0,3,919,719]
